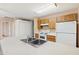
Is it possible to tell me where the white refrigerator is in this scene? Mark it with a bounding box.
[56,21,76,47]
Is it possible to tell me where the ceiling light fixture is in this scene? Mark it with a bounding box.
[34,3,57,14]
[54,3,57,7]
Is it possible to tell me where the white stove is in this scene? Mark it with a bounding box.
[39,32,47,40]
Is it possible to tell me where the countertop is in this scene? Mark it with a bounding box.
[1,37,79,55]
[47,32,56,36]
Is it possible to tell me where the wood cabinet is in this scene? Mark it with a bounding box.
[48,18,56,29]
[40,19,49,24]
[37,18,49,30]
[57,13,78,23]
[35,33,39,39]
[44,19,49,24]
[65,13,77,21]
[47,35,56,42]
[37,18,56,30]
[60,16,65,22]
[37,19,41,30]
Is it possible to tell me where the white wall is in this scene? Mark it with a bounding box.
[0,10,15,17]
[15,20,32,39]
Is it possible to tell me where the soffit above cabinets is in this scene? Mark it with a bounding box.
[0,3,79,20]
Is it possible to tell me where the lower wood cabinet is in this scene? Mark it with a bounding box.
[47,35,56,42]
[35,33,39,39]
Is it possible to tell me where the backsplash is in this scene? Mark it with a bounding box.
[39,29,56,34]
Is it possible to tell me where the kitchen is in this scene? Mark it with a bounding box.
[0,0,79,59]
[34,9,77,48]
[0,3,79,55]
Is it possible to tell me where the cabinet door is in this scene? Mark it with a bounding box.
[47,35,56,42]
[41,19,49,24]
[35,33,39,39]
[57,13,78,23]
[49,18,56,29]
[60,16,65,22]
[37,19,41,30]
[2,22,9,37]
[40,20,43,24]
[44,19,49,24]
[65,13,77,21]
[56,16,65,23]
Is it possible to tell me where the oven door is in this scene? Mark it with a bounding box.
[40,35,46,40]
[40,36,45,39]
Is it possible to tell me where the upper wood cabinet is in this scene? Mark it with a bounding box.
[40,19,49,24]
[65,13,77,21]
[59,16,65,22]
[57,13,78,23]
[37,18,56,30]
[48,17,56,29]
[36,18,49,30]
[44,19,49,24]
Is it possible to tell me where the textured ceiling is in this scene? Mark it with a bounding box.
[0,3,79,20]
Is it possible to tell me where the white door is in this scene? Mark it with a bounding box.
[15,20,32,39]
[2,22,9,37]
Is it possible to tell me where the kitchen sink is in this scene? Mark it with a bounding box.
[31,40,46,45]
[21,38,46,47]
[21,37,35,43]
